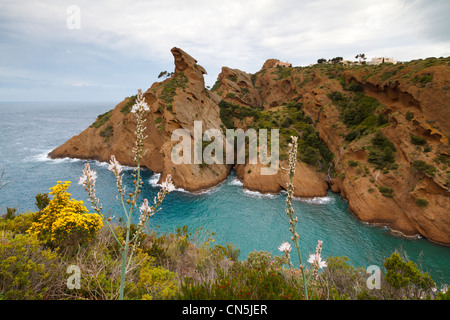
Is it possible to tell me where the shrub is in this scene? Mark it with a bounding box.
[72,228,139,300]
[154,117,163,124]
[413,74,433,85]
[218,100,262,129]
[99,125,113,141]
[405,111,414,121]
[0,211,40,234]
[347,160,359,167]
[410,134,426,146]
[344,129,361,142]
[285,100,304,110]
[0,232,64,299]
[415,198,429,207]
[318,256,366,300]
[225,243,241,262]
[281,116,293,128]
[3,207,16,220]
[412,160,436,176]
[35,193,50,211]
[214,243,241,262]
[91,109,113,128]
[226,75,237,82]
[179,262,303,300]
[300,146,321,166]
[340,93,382,128]
[120,95,137,115]
[327,91,346,106]
[137,260,179,300]
[437,286,450,300]
[27,181,103,248]
[377,113,389,126]
[342,80,363,92]
[368,131,396,169]
[384,252,435,298]
[273,65,292,80]
[210,80,222,92]
[160,72,188,107]
[378,186,394,198]
[244,250,286,272]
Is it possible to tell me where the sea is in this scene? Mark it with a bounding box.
[0,101,449,286]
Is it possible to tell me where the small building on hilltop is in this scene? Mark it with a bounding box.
[274,61,292,68]
[367,57,398,65]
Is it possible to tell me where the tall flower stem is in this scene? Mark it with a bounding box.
[118,89,147,300]
[285,135,309,300]
[80,89,174,300]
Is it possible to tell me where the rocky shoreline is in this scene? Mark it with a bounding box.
[50,48,450,246]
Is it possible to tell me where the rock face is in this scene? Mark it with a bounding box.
[210,57,450,245]
[235,162,328,197]
[50,47,231,191]
[50,50,450,246]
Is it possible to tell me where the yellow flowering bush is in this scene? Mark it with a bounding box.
[27,181,103,247]
[137,259,179,300]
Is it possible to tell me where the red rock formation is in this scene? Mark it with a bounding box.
[50,50,450,245]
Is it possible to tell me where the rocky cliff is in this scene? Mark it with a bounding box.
[50,48,230,191]
[50,49,450,245]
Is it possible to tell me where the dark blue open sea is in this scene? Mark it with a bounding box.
[1,101,449,286]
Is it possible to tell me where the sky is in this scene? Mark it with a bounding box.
[0,0,449,102]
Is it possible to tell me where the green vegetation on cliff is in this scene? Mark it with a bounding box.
[217,99,333,170]
[91,109,113,128]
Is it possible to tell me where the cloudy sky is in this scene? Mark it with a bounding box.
[0,0,449,102]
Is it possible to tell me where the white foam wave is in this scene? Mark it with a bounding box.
[242,189,279,199]
[148,173,224,195]
[149,173,161,187]
[31,150,53,162]
[228,178,243,186]
[90,160,135,171]
[27,149,83,164]
[294,196,334,205]
[28,150,138,172]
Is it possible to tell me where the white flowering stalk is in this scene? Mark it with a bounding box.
[278,241,292,263]
[108,155,125,197]
[308,240,327,280]
[278,241,292,254]
[286,136,299,243]
[80,162,124,248]
[131,89,149,164]
[79,89,173,300]
[79,163,101,214]
[283,135,310,299]
[280,136,328,299]
[137,174,174,228]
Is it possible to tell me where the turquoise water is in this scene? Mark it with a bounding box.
[0,102,449,286]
